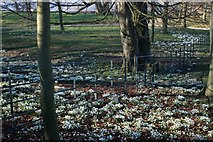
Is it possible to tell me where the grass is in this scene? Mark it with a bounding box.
[1,12,209,60]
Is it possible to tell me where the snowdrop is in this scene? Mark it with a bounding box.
[191,109,199,115]
[208,130,213,137]
[200,116,211,122]
[183,117,195,127]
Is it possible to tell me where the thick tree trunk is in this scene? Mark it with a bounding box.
[151,3,155,42]
[37,1,60,140]
[205,2,213,102]
[117,2,136,72]
[136,3,151,57]
[57,1,65,33]
[181,2,188,28]
[162,2,168,34]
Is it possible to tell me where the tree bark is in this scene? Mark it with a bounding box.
[162,2,168,34]
[117,2,136,72]
[14,2,19,12]
[203,3,208,22]
[95,2,110,15]
[37,1,60,140]
[181,2,188,28]
[151,2,155,42]
[135,2,151,70]
[57,1,65,33]
[205,2,213,102]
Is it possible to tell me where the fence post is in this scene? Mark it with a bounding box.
[152,55,155,82]
[110,60,113,87]
[144,57,147,86]
[8,70,13,115]
[135,55,138,94]
[73,77,76,98]
[94,73,97,100]
[124,58,127,94]
[179,48,182,69]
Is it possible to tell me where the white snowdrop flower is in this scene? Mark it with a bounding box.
[200,116,210,122]
[32,116,39,121]
[174,99,181,105]
[194,134,205,141]
[183,117,195,127]
[76,76,83,80]
[202,126,208,131]
[107,134,113,140]
[85,76,93,80]
[114,114,125,120]
[106,76,112,80]
[64,115,71,120]
[177,95,185,101]
[103,93,110,97]
[150,129,162,139]
[114,103,123,109]
[208,130,213,137]
[88,89,94,93]
[178,110,189,115]
[202,104,209,109]
[62,120,73,129]
[191,109,199,115]
[55,92,65,96]
[68,110,78,115]
[165,111,173,116]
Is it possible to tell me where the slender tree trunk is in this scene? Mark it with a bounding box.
[95,2,110,15]
[178,3,183,23]
[37,1,60,140]
[117,2,136,72]
[205,2,213,102]
[181,2,188,28]
[57,1,65,33]
[26,1,32,18]
[14,2,19,12]
[151,2,155,42]
[162,2,168,34]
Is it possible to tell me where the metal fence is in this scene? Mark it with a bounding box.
[1,33,210,139]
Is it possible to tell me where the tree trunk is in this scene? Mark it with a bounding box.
[95,2,110,15]
[162,2,168,34]
[37,1,60,140]
[117,2,136,72]
[205,2,213,102]
[135,2,151,66]
[203,3,208,22]
[151,3,155,42]
[57,1,65,33]
[14,2,19,12]
[181,2,188,28]
[26,1,32,18]
[178,3,182,23]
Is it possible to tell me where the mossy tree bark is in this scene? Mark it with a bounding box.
[37,1,60,140]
